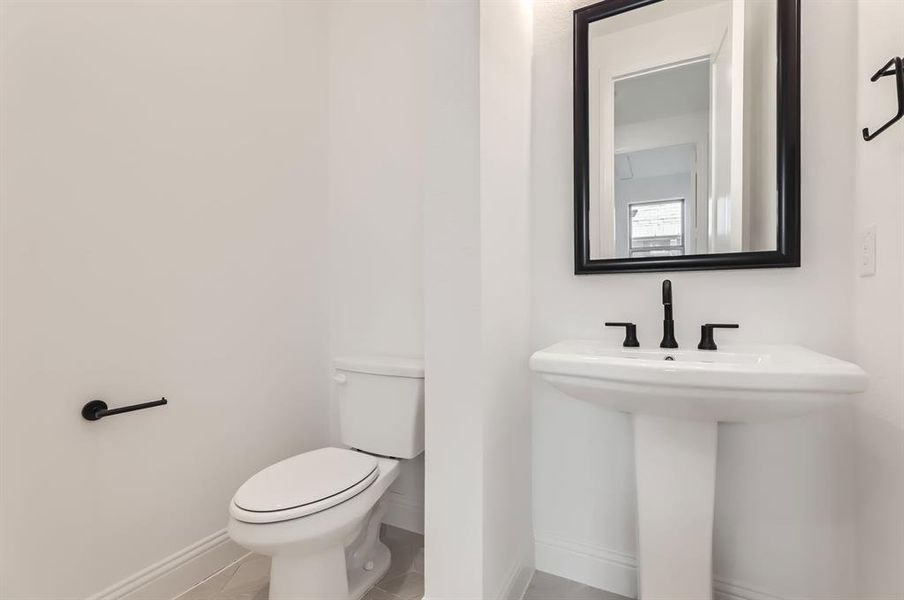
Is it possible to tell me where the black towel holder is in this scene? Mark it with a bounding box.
[862,56,903,141]
[82,397,168,421]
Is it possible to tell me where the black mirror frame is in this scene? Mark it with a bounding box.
[573,0,800,274]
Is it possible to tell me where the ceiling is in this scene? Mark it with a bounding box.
[614,60,711,126]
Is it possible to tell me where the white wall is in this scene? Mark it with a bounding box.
[422,1,484,596]
[853,1,904,596]
[480,0,536,598]
[423,0,534,598]
[0,2,331,598]
[614,111,711,152]
[532,0,859,597]
[327,0,426,535]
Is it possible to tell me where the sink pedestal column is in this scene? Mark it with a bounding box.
[633,414,717,599]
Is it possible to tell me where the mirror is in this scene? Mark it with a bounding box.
[574,0,799,273]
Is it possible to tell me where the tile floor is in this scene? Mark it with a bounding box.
[522,572,629,600]
[176,525,629,600]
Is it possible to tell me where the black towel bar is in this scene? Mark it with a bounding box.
[82,397,168,421]
[862,56,903,141]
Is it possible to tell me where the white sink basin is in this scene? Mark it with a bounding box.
[530,340,867,599]
[529,340,868,422]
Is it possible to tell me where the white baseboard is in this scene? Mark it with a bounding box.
[384,495,424,535]
[496,546,534,600]
[534,533,637,599]
[713,577,787,600]
[535,534,787,600]
[87,530,248,600]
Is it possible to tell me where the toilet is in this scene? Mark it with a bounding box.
[227,355,424,600]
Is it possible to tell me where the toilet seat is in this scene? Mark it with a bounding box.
[231,447,379,524]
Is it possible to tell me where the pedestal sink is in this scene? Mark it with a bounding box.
[529,341,867,600]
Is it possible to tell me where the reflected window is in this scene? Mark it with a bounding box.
[628,199,685,258]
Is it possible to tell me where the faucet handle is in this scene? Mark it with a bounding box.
[605,322,640,348]
[698,323,739,351]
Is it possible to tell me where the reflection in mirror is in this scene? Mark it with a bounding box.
[587,0,778,260]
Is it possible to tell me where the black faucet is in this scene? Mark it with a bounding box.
[660,280,678,348]
[605,322,640,347]
[698,323,739,350]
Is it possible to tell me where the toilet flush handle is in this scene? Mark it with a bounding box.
[332,372,348,384]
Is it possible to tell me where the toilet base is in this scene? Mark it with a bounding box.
[349,541,390,600]
[266,496,392,600]
[227,456,402,600]
[270,544,348,600]
[268,539,390,600]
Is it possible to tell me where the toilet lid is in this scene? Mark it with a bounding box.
[232,448,378,523]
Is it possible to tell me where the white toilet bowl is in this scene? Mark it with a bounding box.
[228,448,400,600]
[228,355,424,600]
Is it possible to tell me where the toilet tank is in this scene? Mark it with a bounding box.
[333,356,424,459]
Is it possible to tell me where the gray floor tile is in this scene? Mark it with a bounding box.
[177,543,632,600]
[176,562,244,600]
[219,582,270,600]
[362,587,401,600]
[375,571,424,600]
[524,571,631,600]
[220,554,270,598]
[250,584,270,600]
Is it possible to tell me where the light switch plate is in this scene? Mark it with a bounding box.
[859,225,876,277]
